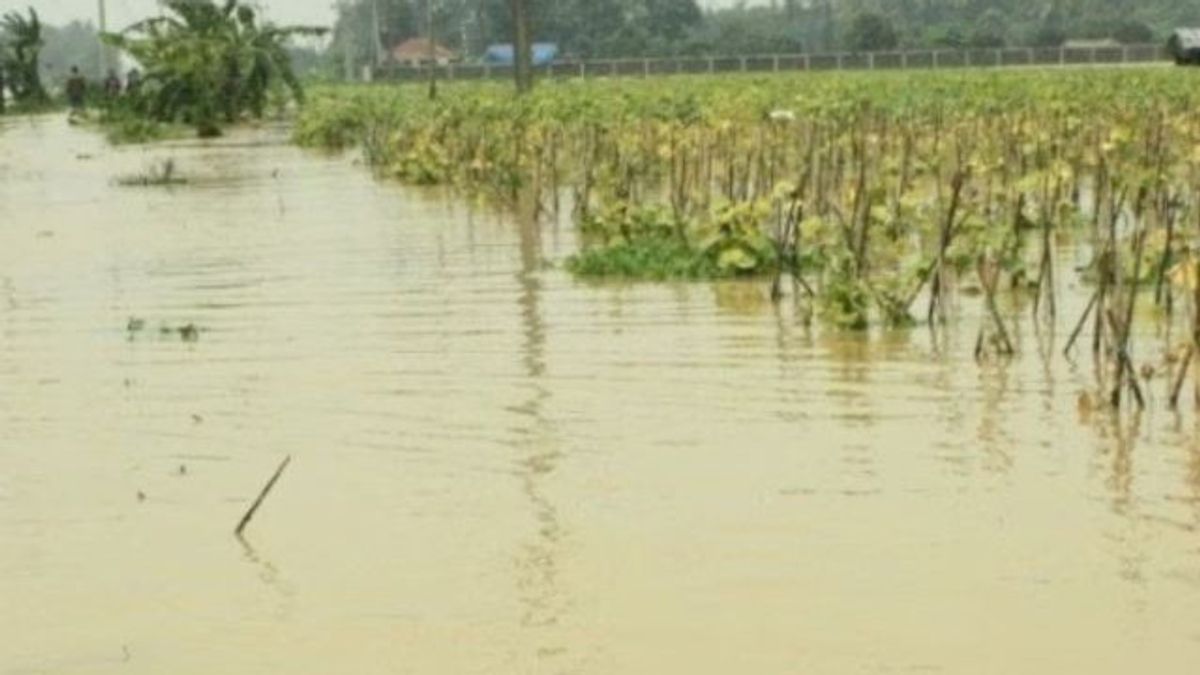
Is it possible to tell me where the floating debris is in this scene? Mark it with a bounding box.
[1077,391,1098,420]
[116,158,187,187]
[130,318,206,342]
[156,322,204,342]
[179,324,199,342]
[235,456,292,537]
[766,109,796,124]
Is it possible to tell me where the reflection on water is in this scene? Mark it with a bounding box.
[511,196,571,662]
[237,535,296,619]
[2,116,1200,674]
[976,359,1015,472]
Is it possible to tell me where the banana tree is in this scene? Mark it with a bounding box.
[103,0,325,136]
[0,7,47,105]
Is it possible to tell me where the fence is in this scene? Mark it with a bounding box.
[370,44,1170,83]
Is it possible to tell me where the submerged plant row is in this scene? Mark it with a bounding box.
[294,70,1200,406]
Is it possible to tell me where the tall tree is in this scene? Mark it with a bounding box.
[104,0,325,136]
[329,0,419,72]
[643,0,702,42]
[844,11,898,51]
[561,0,627,57]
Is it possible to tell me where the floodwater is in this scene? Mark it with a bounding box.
[2,114,1199,675]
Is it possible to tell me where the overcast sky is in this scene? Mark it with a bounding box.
[0,0,757,31]
[0,1,334,29]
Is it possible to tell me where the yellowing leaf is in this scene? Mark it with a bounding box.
[799,216,826,239]
[1169,261,1199,292]
[717,247,758,272]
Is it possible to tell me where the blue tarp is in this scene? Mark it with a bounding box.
[483,43,560,66]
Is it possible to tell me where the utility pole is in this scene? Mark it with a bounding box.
[97,0,110,77]
[371,0,385,67]
[426,0,438,100]
[477,0,488,58]
[509,0,533,94]
[341,16,354,81]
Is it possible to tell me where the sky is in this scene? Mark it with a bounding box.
[0,0,757,31]
[0,1,336,29]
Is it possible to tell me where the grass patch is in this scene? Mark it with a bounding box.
[63,105,190,145]
[103,114,172,144]
[565,238,720,280]
[1,99,62,116]
[97,107,190,145]
[566,202,778,281]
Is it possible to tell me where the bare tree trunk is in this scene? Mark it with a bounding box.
[509,0,533,94]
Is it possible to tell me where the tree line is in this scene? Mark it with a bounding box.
[328,0,1200,67]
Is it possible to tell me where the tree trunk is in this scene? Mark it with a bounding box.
[509,0,533,94]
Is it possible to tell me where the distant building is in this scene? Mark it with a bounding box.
[1062,38,1121,50]
[391,38,457,67]
[482,43,560,67]
[1168,28,1200,65]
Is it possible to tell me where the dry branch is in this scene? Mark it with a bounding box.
[235,456,292,537]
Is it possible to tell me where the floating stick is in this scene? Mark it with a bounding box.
[235,456,292,537]
[1063,290,1099,357]
[1170,346,1195,410]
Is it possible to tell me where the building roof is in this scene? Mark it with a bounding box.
[482,43,560,66]
[1169,28,1200,52]
[391,38,456,62]
[1063,38,1121,49]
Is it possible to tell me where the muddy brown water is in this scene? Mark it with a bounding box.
[2,115,1199,674]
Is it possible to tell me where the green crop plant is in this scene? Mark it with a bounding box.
[295,69,1200,342]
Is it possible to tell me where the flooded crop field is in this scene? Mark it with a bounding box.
[3,114,1200,674]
